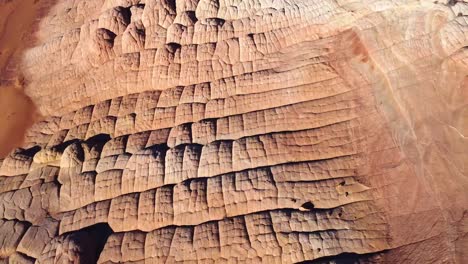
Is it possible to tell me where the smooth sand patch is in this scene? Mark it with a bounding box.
[0,0,54,158]
[0,84,39,157]
[0,0,54,157]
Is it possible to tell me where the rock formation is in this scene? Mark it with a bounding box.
[0,0,467,263]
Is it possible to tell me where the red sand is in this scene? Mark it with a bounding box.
[0,0,50,158]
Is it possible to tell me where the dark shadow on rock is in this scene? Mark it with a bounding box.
[62,223,114,264]
[295,251,387,264]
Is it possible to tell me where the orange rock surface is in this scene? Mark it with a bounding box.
[0,0,467,263]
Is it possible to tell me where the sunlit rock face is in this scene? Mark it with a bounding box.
[0,0,467,263]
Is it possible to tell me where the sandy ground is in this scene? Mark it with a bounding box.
[0,85,39,157]
[0,0,49,158]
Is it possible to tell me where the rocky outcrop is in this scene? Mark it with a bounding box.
[0,0,467,263]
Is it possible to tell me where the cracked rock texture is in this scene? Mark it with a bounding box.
[0,0,467,263]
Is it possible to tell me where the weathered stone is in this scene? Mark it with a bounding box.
[0,0,466,263]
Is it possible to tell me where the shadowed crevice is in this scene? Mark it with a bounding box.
[61,223,114,264]
[85,133,112,148]
[19,145,41,157]
[84,223,114,263]
[295,251,387,264]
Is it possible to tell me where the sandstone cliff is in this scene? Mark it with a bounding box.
[0,0,467,263]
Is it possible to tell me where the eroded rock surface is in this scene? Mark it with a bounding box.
[0,0,467,263]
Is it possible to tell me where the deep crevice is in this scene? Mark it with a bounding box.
[119,6,132,25]
[53,139,80,152]
[166,42,181,53]
[295,251,387,264]
[150,143,169,154]
[300,201,315,210]
[86,223,113,262]
[62,222,114,263]
[19,145,41,157]
[85,133,111,147]
[447,0,458,6]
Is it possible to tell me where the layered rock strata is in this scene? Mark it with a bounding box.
[0,0,467,263]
